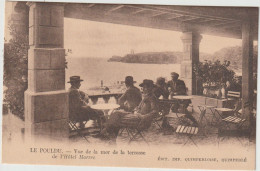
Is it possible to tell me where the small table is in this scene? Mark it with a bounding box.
[88,93,123,104]
[172,95,193,100]
[171,96,193,115]
[91,103,120,130]
[159,96,193,132]
[91,103,120,117]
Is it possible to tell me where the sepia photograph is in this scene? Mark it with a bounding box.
[1,0,259,170]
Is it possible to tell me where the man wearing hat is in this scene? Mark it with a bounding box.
[153,77,169,100]
[68,76,104,129]
[100,79,159,143]
[167,72,198,126]
[153,77,173,130]
[168,72,187,97]
[118,76,142,112]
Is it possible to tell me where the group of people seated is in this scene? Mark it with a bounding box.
[68,72,198,143]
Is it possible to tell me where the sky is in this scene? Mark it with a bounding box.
[64,18,242,58]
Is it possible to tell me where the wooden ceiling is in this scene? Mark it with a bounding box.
[64,3,258,40]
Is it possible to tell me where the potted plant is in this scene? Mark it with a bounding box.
[194,60,235,98]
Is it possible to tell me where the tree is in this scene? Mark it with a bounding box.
[4,24,29,120]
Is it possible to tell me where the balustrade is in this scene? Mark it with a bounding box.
[88,93,123,104]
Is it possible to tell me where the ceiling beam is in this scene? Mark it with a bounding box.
[128,5,186,18]
[107,5,124,12]
[132,9,146,14]
[181,17,201,22]
[139,5,243,22]
[197,18,218,23]
[167,15,184,20]
[211,21,239,27]
[150,12,167,17]
[64,4,258,40]
[221,23,241,29]
[87,4,95,8]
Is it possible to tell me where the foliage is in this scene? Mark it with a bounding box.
[4,24,29,120]
[194,60,236,89]
[4,23,72,120]
[65,49,72,69]
[202,45,258,73]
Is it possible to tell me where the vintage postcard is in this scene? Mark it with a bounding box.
[1,0,259,170]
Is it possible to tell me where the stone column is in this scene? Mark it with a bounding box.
[180,32,202,95]
[242,19,253,129]
[25,2,69,142]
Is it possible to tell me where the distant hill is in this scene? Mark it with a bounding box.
[211,45,258,72]
[108,51,183,64]
[108,46,258,71]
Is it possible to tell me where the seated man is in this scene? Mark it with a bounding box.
[68,76,104,129]
[118,76,142,112]
[101,79,159,142]
[153,77,169,100]
[167,72,198,126]
[153,77,172,129]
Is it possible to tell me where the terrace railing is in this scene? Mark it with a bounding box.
[88,92,123,104]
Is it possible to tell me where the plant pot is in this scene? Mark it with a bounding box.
[221,87,226,99]
[203,87,208,96]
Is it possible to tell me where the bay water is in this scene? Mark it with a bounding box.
[66,57,180,92]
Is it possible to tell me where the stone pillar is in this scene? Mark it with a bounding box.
[180,32,202,95]
[242,20,253,129]
[25,2,69,142]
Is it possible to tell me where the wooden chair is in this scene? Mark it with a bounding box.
[152,111,164,130]
[217,100,249,146]
[214,91,241,123]
[218,115,247,146]
[152,100,172,131]
[176,125,199,147]
[158,99,187,122]
[68,115,90,143]
[119,113,155,145]
[198,97,219,126]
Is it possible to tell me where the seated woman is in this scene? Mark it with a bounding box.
[100,79,159,143]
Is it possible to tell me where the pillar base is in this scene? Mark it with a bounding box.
[24,90,69,142]
[25,118,69,143]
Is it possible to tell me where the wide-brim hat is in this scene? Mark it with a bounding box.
[67,76,83,83]
[139,79,155,88]
[125,76,136,84]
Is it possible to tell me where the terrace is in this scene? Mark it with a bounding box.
[5,2,258,144]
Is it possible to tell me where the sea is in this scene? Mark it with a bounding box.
[66,57,180,93]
